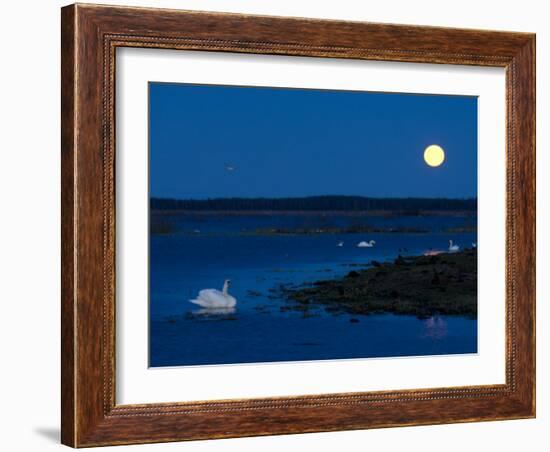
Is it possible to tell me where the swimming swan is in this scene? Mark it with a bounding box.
[357,240,376,248]
[448,240,460,252]
[194,307,236,315]
[337,241,344,247]
[190,279,237,308]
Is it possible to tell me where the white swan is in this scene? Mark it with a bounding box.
[472,242,477,248]
[190,280,237,308]
[357,240,376,248]
[448,240,460,252]
[337,241,344,247]
[194,307,236,315]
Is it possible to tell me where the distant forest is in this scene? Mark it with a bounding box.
[150,196,477,212]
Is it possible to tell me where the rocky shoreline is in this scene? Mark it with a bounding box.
[280,250,477,319]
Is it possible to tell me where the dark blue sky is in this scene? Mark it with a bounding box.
[149,83,477,199]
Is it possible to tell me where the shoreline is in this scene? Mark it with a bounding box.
[279,249,477,319]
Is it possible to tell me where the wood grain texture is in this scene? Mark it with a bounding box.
[60,5,76,447]
[61,3,536,447]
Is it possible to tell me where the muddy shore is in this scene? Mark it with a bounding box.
[280,249,477,319]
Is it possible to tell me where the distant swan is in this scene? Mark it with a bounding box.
[448,240,460,252]
[190,279,237,308]
[337,241,344,247]
[472,242,477,248]
[357,240,376,248]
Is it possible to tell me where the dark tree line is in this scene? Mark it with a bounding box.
[150,195,477,212]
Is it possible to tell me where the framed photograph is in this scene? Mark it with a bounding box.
[61,3,535,447]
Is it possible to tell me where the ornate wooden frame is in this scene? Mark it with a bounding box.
[61,3,536,447]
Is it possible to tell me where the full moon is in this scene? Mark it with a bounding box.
[424,144,445,167]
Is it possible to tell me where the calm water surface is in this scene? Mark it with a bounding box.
[149,214,477,367]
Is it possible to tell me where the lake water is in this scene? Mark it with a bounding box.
[149,213,477,367]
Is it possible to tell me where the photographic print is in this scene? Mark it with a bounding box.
[148,82,478,367]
